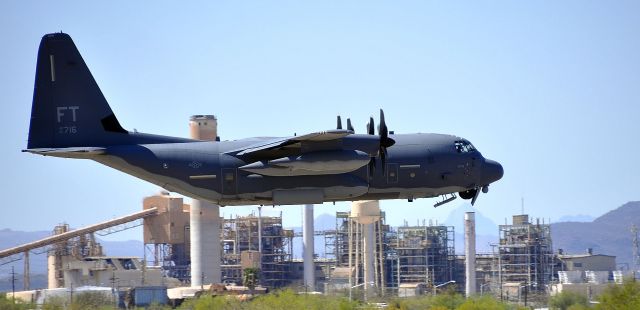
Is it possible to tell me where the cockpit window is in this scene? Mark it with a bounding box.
[454,140,476,153]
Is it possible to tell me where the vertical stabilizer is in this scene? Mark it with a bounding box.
[28,33,127,149]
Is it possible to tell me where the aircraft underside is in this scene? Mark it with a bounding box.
[93,155,466,206]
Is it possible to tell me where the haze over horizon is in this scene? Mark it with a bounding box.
[1,1,639,242]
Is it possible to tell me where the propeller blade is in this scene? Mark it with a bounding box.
[347,118,354,132]
[379,109,388,138]
[367,117,375,135]
[379,109,395,148]
[337,116,342,130]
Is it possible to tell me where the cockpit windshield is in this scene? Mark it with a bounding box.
[454,140,476,153]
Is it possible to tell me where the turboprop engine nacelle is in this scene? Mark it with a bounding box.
[239,150,370,177]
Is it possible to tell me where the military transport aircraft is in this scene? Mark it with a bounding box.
[24,33,503,207]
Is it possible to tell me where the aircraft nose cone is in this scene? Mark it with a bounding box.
[483,159,504,184]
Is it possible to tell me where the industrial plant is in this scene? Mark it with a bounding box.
[2,192,627,307]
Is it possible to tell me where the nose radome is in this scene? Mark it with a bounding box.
[484,159,504,184]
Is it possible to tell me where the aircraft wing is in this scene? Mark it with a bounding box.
[234,129,354,157]
[229,129,381,177]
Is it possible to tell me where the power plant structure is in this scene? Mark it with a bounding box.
[220,212,294,288]
[2,192,627,308]
[142,193,295,288]
[491,214,554,300]
[322,205,456,297]
[142,193,191,282]
[387,221,456,290]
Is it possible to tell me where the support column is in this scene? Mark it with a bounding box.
[363,222,375,298]
[47,253,57,289]
[189,115,221,286]
[303,204,314,291]
[24,251,30,290]
[350,200,381,300]
[465,212,477,297]
[190,200,221,286]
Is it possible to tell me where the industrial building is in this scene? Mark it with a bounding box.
[550,250,620,301]
[220,213,294,288]
[557,250,616,272]
[388,224,456,289]
[142,193,295,288]
[321,206,456,297]
[491,214,554,300]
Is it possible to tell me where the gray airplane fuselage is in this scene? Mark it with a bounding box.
[92,133,502,206]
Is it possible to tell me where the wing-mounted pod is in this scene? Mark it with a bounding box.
[239,150,370,177]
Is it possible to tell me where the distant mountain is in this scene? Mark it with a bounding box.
[288,213,337,259]
[0,274,47,293]
[443,204,499,236]
[557,214,595,222]
[315,213,337,231]
[442,204,499,253]
[551,201,640,268]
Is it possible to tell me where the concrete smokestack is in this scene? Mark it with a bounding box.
[303,204,314,291]
[363,221,375,293]
[189,115,221,287]
[465,212,476,297]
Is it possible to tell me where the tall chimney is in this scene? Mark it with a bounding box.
[465,212,477,297]
[303,204,315,291]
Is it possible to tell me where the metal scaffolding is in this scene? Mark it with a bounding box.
[493,215,553,294]
[325,212,390,291]
[388,224,456,288]
[221,213,293,288]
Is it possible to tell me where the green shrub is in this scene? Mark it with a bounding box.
[457,295,512,310]
[549,291,589,310]
[0,292,35,310]
[596,279,640,310]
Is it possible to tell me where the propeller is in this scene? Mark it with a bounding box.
[367,109,396,176]
[367,117,376,175]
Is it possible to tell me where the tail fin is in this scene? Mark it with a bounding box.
[27,33,128,149]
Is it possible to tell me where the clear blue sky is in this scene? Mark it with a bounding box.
[1,1,639,241]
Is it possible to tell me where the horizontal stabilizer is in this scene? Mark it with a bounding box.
[23,147,105,158]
